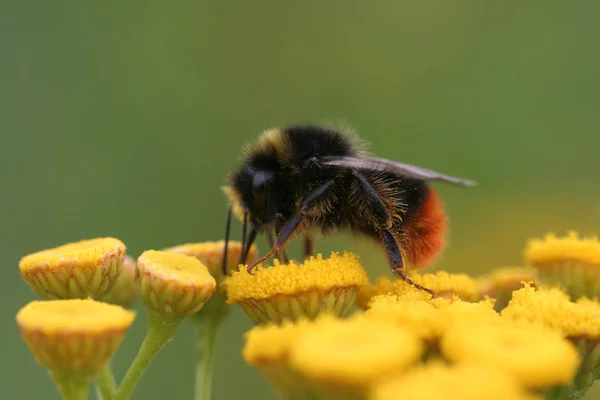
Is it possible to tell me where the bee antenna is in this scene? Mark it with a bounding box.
[239,209,249,265]
[222,206,232,276]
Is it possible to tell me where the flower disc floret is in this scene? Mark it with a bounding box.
[372,363,541,400]
[164,240,258,280]
[17,299,135,376]
[501,283,600,339]
[441,319,580,389]
[288,315,422,388]
[19,237,126,299]
[357,271,479,308]
[136,250,216,319]
[224,252,368,324]
[366,294,498,341]
[524,232,600,299]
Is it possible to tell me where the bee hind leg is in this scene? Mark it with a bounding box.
[380,230,437,299]
[351,171,436,298]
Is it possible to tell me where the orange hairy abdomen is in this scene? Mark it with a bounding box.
[402,188,447,268]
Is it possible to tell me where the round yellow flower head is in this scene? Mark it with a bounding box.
[366,295,440,340]
[164,240,258,281]
[366,294,498,342]
[441,318,580,390]
[99,255,138,307]
[224,252,369,324]
[372,362,541,400]
[501,284,600,397]
[288,315,423,392]
[357,271,479,309]
[243,320,307,366]
[501,283,600,339]
[19,237,126,300]
[524,231,600,299]
[136,250,217,320]
[477,266,537,311]
[243,316,332,400]
[17,299,135,379]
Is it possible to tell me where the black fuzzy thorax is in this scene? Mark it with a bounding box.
[229,125,428,238]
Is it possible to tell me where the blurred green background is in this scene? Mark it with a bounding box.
[2,0,599,399]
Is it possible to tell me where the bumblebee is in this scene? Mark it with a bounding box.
[222,125,476,296]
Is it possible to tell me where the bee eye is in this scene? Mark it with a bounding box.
[252,170,274,189]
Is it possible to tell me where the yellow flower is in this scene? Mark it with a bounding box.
[357,271,479,309]
[99,255,138,307]
[366,294,498,342]
[524,231,600,299]
[440,318,580,390]
[224,252,369,324]
[163,242,256,400]
[164,240,258,281]
[136,250,216,320]
[501,284,600,397]
[477,266,537,311]
[243,319,316,399]
[17,299,135,398]
[287,315,422,396]
[19,237,126,300]
[501,283,600,339]
[371,362,541,400]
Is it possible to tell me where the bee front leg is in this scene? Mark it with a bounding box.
[246,181,333,273]
[352,171,436,298]
[274,215,290,264]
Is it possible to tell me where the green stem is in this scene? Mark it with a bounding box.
[95,364,117,400]
[193,290,229,400]
[194,317,222,400]
[115,313,180,400]
[51,372,91,400]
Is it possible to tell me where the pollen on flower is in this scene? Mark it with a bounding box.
[366,294,498,341]
[19,237,126,300]
[524,232,600,300]
[242,315,337,399]
[136,250,217,319]
[17,299,135,376]
[164,240,258,280]
[287,315,422,388]
[225,252,368,301]
[357,271,479,308]
[501,283,600,339]
[525,232,600,267]
[441,318,580,390]
[477,266,537,311]
[223,252,368,324]
[243,318,313,366]
[371,362,541,400]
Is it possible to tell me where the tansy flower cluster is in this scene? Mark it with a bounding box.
[15,230,600,400]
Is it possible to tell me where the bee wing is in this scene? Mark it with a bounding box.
[321,156,477,187]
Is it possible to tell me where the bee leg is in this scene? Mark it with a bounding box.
[238,209,249,265]
[352,171,436,298]
[275,216,290,264]
[303,235,314,260]
[247,181,333,273]
[221,206,233,276]
[380,230,436,299]
[267,229,289,264]
[240,224,258,265]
